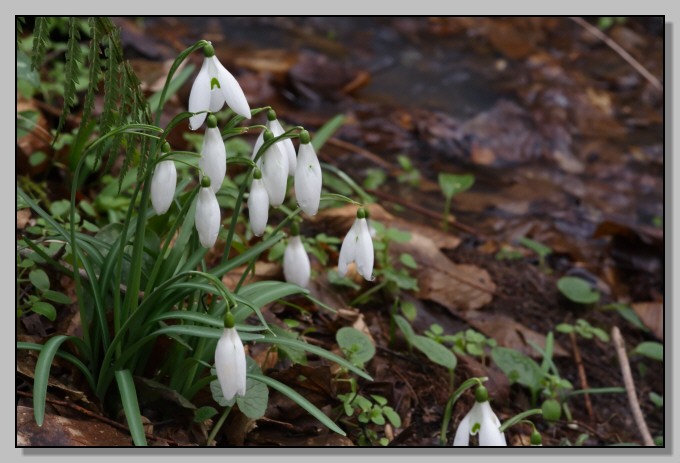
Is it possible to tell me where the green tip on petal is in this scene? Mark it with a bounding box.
[224,311,235,328]
[266,109,277,121]
[530,430,542,446]
[162,141,171,153]
[299,130,310,145]
[253,168,262,180]
[200,176,212,188]
[263,129,274,142]
[206,114,218,128]
[290,222,300,236]
[356,208,367,219]
[203,43,215,57]
[474,385,489,403]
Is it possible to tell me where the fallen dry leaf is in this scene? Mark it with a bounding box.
[17,209,31,229]
[17,405,132,446]
[463,311,568,358]
[632,301,663,340]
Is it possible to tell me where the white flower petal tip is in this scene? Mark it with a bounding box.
[150,160,177,215]
[248,177,269,237]
[214,327,247,401]
[338,216,374,281]
[199,127,227,193]
[453,399,506,447]
[261,142,289,208]
[294,142,322,217]
[283,235,311,288]
[268,119,297,175]
[188,55,251,130]
[195,187,221,248]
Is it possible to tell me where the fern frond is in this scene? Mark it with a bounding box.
[57,17,83,134]
[31,17,51,72]
[81,17,101,129]
[16,17,25,48]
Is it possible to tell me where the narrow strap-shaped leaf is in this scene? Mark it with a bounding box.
[248,373,346,436]
[17,342,95,392]
[258,335,373,382]
[31,335,80,426]
[114,370,147,446]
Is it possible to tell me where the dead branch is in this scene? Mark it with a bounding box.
[610,326,655,446]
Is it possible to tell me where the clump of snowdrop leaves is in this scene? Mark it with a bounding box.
[283,223,311,288]
[453,385,507,447]
[150,142,176,215]
[199,114,227,193]
[214,311,247,402]
[338,208,374,281]
[247,168,269,237]
[294,130,322,217]
[195,176,221,248]
[188,42,251,130]
[252,109,297,175]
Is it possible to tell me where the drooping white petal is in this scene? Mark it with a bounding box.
[454,400,506,447]
[476,401,506,446]
[206,58,226,113]
[199,126,227,193]
[354,218,374,280]
[248,177,269,237]
[283,235,311,288]
[338,219,359,277]
[261,142,289,207]
[212,56,251,119]
[268,119,297,175]
[251,131,265,161]
[188,58,212,130]
[150,160,177,215]
[452,413,472,446]
[195,187,221,248]
[294,142,322,216]
[214,327,247,401]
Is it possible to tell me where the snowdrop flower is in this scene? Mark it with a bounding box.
[453,386,507,447]
[195,176,221,248]
[252,109,297,176]
[199,114,227,193]
[247,168,269,237]
[188,42,251,130]
[294,130,322,216]
[214,312,247,402]
[338,208,374,281]
[150,142,176,215]
[256,130,289,208]
[283,224,311,288]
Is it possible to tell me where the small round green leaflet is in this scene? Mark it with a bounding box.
[336,327,376,367]
[557,276,600,304]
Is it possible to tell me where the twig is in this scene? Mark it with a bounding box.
[569,17,663,92]
[610,326,655,446]
[16,390,175,445]
[569,331,594,421]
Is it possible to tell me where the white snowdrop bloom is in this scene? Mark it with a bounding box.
[294,130,322,216]
[453,386,507,447]
[338,209,374,281]
[251,110,297,176]
[283,234,311,288]
[150,144,177,215]
[195,179,221,248]
[188,42,251,130]
[199,115,227,193]
[257,130,289,208]
[214,322,247,402]
[247,169,269,237]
